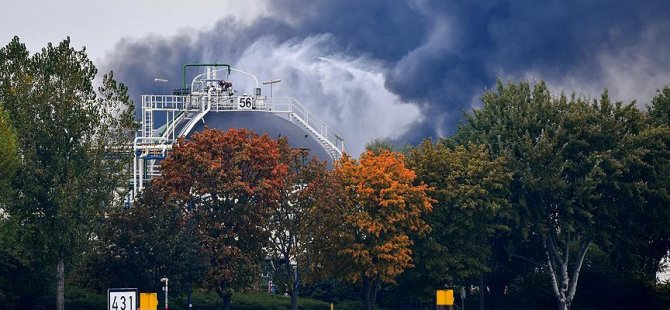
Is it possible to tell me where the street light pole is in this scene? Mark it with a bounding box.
[262,79,281,97]
[161,277,169,310]
[154,78,168,94]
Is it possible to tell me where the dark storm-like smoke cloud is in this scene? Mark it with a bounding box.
[103,0,670,154]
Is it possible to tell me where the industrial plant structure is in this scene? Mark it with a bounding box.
[131,63,346,202]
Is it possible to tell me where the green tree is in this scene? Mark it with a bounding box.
[0,103,27,309]
[609,85,670,281]
[0,103,17,201]
[649,86,670,126]
[455,80,670,310]
[399,141,511,297]
[0,37,135,310]
[80,184,205,295]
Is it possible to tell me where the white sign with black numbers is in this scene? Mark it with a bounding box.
[238,96,253,110]
[108,288,138,310]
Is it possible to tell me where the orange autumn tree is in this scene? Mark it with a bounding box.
[335,150,433,310]
[155,128,286,310]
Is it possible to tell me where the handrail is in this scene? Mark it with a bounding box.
[140,94,345,154]
[264,97,345,153]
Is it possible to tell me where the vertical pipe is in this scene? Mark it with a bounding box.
[132,154,137,199]
[138,156,143,192]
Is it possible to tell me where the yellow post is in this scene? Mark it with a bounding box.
[330,303,334,310]
[139,292,158,310]
[436,289,454,309]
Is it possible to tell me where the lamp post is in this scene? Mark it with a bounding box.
[160,277,169,310]
[262,79,281,97]
[154,78,168,94]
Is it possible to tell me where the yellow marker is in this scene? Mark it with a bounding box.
[139,292,158,310]
[436,289,454,306]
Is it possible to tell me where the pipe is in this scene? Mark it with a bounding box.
[183,63,231,89]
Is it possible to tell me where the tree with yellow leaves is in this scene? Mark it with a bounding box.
[334,150,432,310]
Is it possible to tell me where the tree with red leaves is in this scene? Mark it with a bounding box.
[156,128,286,310]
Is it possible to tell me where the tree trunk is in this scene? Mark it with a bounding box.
[222,294,232,310]
[290,261,299,310]
[363,276,379,310]
[216,284,233,310]
[364,277,373,310]
[57,256,65,310]
[371,278,379,307]
[545,236,591,310]
[290,290,298,310]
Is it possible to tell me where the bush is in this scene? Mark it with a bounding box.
[171,290,330,310]
[334,300,365,310]
[65,285,106,310]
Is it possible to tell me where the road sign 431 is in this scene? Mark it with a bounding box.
[108,288,138,310]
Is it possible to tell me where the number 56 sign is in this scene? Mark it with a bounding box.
[108,288,138,310]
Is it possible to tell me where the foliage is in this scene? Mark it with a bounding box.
[79,184,205,295]
[0,36,136,310]
[63,285,107,310]
[365,138,394,155]
[333,150,432,310]
[0,218,52,309]
[454,80,670,309]
[392,141,511,299]
[171,290,331,310]
[227,292,330,310]
[649,86,670,126]
[266,139,330,310]
[0,103,17,199]
[155,128,286,309]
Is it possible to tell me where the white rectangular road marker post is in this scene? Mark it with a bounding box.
[108,288,138,310]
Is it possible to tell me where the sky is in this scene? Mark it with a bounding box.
[2,0,670,155]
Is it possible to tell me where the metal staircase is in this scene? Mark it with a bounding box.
[264,97,345,161]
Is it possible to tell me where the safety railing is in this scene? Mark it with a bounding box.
[265,97,346,155]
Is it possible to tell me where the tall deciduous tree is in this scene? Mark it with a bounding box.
[0,103,26,309]
[455,80,670,310]
[334,150,432,310]
[155,128,285,310]
[266,140,329,310]
[0,37,136,310]
[81,184,205,295]
[402,141,511,293]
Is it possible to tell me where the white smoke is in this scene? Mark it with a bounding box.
[235,34,423,155]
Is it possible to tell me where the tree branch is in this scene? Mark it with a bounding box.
[545,240,562,301]
[567,239,591,304]
[509,253,546,267]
